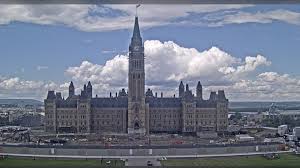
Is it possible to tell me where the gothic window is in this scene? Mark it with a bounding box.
[134,122,139,130]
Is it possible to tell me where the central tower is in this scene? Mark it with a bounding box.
[127,16,147,134]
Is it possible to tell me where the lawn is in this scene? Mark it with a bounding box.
[161,154,300,168]
[0,157,124,168]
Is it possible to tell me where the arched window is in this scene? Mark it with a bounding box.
[134,122,139,130]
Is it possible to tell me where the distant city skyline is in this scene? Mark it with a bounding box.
[0,4,300,101]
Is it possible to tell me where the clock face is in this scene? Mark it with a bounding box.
[134,46,139,51]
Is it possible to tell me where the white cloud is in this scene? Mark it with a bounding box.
[219,55,271,80]
[0,4,252,32]
[0,39,299,101]
[144,41,239,84]
[202,9,300,27]
[0,77,69,100]
[101,49,117,54]
[0,5,299,31]
[65,40,271,99]
[37,65,48,71]
[223,72,300,101]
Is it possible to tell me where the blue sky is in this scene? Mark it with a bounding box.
[0,4,300,101]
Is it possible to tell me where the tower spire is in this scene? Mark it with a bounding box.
[128,14,146,135]
[132,17,141,40]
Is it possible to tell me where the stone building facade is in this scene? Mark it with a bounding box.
[44,17,228,135]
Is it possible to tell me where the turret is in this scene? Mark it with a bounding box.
[196,81,203,100]
[47,91,56,100]
[146,88,154,97]
[87,81,92,98]
[186,84,189,92]
[209,91,217,101]
[69,81,75,97]
[179,81,184,97]
[56,92,62,99]
[217,90,227,101]
[184,83,193,100]
[118,88,127,97]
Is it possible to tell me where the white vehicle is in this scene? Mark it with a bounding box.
[157,157,167,161]
[278,125,288,136]
[293,127,300,139]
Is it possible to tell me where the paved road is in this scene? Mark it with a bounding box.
[0,142,282,149]
[0,150,292,159]
[126,158,161,166]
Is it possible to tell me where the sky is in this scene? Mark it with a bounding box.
[0,4,300,101]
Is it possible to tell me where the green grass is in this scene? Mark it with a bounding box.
[161,154,300,168]
[0,157,124,168]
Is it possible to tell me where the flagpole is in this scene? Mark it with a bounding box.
[136,4,141,17]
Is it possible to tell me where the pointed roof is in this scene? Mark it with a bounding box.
[179,81,184,87]
[197,81,202,87]
[87,81,92,87]
[133,17,141,39]
[131,16,142,46]
[186,84,189,91]
[69,81,74,88]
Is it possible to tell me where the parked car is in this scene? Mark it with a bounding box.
[157,157,167,161]
[147,161,153,166]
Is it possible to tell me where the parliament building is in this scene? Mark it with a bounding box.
[44,17,229,135]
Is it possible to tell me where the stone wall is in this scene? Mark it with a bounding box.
[0,144,280,156]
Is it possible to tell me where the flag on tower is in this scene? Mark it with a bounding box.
[135,4,141,17]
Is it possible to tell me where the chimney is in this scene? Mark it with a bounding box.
[110,92,112,98]
[161,92,163,98]
[155,92,157,97]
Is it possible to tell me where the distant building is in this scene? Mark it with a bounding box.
[261,110,300,120]
[44,16,229,135]
[0,114,9,126]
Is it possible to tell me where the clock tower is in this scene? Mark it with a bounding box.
[127,16,147,135]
